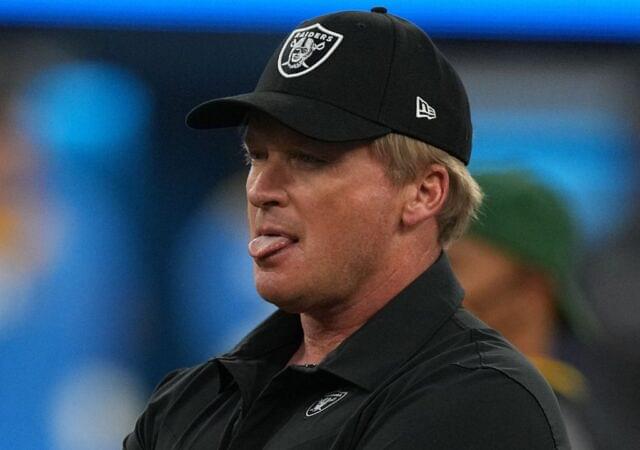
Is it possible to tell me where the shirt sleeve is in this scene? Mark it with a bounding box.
[354,367,562,450]
[122,368,186,450]
[122,432,144,450]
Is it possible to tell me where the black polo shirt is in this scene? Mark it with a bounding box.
[124,253,569,449]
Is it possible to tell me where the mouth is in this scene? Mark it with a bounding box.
[248,232,299,261]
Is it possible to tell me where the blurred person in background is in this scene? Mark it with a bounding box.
[449,171,599,450]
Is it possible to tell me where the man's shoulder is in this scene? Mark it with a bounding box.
[444,308,558,393]
[365,308,570,449]
[423,309,565,407]
[124,360,224,449]
[146,359,222,408]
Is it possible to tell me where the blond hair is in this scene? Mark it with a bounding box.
[370,133,483,246]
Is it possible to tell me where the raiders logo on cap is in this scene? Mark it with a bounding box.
[278,23,344,78]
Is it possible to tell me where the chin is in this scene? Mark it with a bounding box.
[258,290,307,314]
[253,266,339,314]
[254,275,303,312]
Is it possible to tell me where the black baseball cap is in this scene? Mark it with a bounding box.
[187,7,472,164]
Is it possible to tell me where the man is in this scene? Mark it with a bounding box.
[448,171,598,449]
[125,8,569,449]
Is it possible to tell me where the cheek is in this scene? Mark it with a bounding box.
[304,187,397,252]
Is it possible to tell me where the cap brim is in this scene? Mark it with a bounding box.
[185,91,391,142]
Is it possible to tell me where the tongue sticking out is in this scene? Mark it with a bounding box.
[248,235,295,259]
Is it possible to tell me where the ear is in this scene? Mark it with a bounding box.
[401,164,449,227]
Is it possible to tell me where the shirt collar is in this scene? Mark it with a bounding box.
[219,252,464,392]
[221,309,302,360]
[321,251,464,390]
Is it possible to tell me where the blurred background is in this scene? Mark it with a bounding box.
[0,1,638,449]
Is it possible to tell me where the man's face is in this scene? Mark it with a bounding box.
[245,115,403,313]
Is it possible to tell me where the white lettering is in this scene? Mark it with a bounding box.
[293,31,334,42]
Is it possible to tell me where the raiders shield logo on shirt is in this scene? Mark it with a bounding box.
[305,391,348,417]
[278,23,344,78]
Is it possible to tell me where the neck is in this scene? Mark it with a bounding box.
[288,241,441,366]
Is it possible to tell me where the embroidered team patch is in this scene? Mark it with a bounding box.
[278,23,344,78]
[305,391,348,417]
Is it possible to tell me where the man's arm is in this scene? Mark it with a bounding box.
[122,368,185,450]
[123,431,144,450]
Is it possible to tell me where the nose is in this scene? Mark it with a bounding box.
[246,159,289,209]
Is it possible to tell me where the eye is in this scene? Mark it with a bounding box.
[242,144,265,165]
[290,150,327,166]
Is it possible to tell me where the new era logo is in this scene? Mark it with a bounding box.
[416,96,436,120]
